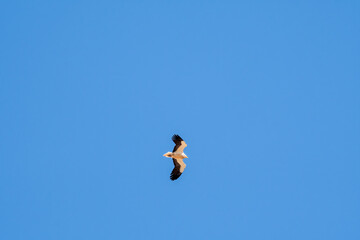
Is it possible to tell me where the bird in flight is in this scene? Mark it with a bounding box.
[163,134,188,181]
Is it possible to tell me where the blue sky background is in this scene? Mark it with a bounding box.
[1,1,359,239]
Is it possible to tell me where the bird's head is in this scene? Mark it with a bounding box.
[163,152,172,157]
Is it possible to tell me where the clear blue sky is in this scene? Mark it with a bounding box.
[1,1,359,239]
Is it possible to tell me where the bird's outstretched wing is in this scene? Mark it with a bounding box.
[170,158,186,181]
[172,134,187,153]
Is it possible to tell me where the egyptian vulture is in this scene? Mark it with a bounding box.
[163,134,188,181]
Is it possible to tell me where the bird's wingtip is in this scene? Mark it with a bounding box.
[172,134,183,141]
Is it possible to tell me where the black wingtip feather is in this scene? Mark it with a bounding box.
[170,172,182,181]
[172,134,183,142]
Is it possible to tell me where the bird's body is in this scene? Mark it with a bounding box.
[163,152,187,159]
[163,134,188,181]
